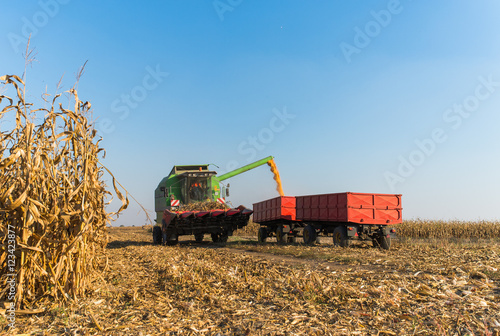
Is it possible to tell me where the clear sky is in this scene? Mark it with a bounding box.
[2,0,500,224]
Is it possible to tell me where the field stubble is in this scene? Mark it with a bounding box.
[11,224,500,335]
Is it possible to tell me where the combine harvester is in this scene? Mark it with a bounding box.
[153,156,277,245]
[253,193,402,250]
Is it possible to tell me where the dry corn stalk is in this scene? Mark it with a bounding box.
[398,219,500,239]
[0,74,128,309]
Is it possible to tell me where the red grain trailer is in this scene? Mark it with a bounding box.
[253,192,402,250]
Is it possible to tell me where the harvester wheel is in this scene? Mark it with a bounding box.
[303,224,317,245]
[377,235,391,250]
[257,227,268,243]
[194,233,204,243]
[276,226,288,244]
[220,231,229,243]
[211,232,228,243]
[165,233,178,246]
[166,238,178,246]
[333,226,351,248]
[152,226,163,245]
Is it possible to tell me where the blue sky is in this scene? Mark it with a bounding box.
[2,0,500,224]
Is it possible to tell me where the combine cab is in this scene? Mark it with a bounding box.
[153,156,275,244]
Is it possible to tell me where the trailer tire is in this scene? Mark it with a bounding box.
[333,226,351,248]
[276,226,288,244]
[152,226,163,245]
[303,224,317,245]
[258,227,268,243]
[194,233,204,243]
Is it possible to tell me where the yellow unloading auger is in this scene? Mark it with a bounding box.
[215,156,284,196]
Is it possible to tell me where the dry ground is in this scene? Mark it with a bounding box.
[9,227,500,335]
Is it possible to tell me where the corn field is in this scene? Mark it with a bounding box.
[398,219,500,239]
[0,75,128,309]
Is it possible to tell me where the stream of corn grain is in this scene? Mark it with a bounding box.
[267,158,284,196]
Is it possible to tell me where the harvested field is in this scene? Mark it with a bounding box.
[10,226,500,335]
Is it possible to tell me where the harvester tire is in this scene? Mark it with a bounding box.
[276,226,288,244]
[333,226,351,248]
[166,238,178,246]
[194,233,204,243]
[303,224,317,245]
[152,226,163,245]
[211,232,228,243]
[220,231,229,243]
[377,235,391,250]
[257,227,268,243]
[165,233,178,246]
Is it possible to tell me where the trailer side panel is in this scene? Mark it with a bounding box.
[253,196,296,222]
[296,192,402,225]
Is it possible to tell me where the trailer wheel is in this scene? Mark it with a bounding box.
[303,224,317,245]
[152,226,163,245]
[333,226,351,248]
[258,227,268,243]
[276,226,288,244]
[211,233,220,243]
[194,233,204,243]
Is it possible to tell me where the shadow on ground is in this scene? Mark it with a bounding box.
[106,240,153,249]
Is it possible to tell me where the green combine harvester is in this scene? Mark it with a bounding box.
[153,156,274,244]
